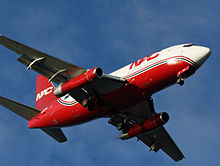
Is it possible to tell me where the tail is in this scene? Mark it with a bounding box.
[36,75,57,110]
[0,96,67,143]
[0,75,67,143]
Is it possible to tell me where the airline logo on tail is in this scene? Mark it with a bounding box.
[36,87,54,101]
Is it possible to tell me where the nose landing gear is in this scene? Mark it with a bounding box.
[176,66,196,86]
[177,75,184,86]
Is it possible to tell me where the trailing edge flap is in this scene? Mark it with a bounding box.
[41,128,67,143]
[0,35,86,84]
[0,96,40,120]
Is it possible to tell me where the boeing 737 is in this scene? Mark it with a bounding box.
[0,35,211,161]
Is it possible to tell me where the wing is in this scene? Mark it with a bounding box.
[111,98,184,162]
[0,35,86,84]
[137,126,184,162]
[68,74,127,105]
[0,35,127,105]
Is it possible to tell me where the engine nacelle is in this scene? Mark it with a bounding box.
[118,112,169,140]
[54,67,103,98]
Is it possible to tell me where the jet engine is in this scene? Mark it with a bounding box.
[119,112,169,140]
[54,67,103,98]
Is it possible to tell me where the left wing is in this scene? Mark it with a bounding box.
[111,98,184,162]
[0,35,86,84]
[137,126,184,161]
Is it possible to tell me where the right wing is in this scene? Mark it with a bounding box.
[0,35,127,105]
[0,35,86,84]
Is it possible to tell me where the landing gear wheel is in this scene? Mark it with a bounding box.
[177,76,184,86]
[178,80,184,86]
[117,123,123,130]
[122,127,129,134]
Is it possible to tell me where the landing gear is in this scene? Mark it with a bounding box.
[117,122,130,133]
[108,113,133,133]
[80,97,95,111]
[117,122,123,130]
[177,75,184,86]
[117,113,132,133]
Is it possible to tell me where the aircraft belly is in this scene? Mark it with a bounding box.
[29,103,107,128]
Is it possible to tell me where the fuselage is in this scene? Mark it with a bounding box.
[28,44,211,129]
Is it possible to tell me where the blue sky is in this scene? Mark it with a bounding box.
[0,0,219,165]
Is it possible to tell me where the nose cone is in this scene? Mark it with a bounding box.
[195,46,211,66]
[183,45,211,67]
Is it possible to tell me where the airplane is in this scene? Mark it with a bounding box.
[0,35,211,162]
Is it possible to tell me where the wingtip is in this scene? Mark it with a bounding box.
[175,155,185,162]
[58,138,68,143]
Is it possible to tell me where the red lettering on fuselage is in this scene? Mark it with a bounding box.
[129,52,160,70]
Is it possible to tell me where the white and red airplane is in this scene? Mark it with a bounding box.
[0,35,211,161]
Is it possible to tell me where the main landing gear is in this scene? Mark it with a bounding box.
[117,113,132,133]
[81,97,95,111]
[80,95,105,111]
[109,97,157,134]
[108,113,133,134]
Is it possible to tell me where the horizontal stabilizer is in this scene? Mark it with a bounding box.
[41,128,67,143]
[0,96,40,120]
[0,96,67,142]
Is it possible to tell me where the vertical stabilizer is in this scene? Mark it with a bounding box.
[36,75,57,110]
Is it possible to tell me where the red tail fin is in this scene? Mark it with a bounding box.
[36,75,57,110]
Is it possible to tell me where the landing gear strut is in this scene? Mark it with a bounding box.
[108,113,132,133]
[118,113,132,133]
[177,75,184,86]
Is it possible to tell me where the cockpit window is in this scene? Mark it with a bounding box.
[183,44,196,47]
